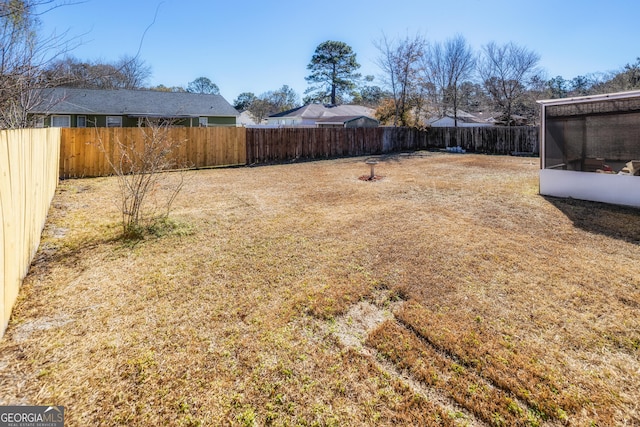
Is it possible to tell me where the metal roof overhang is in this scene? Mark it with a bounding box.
[537,89,640,106]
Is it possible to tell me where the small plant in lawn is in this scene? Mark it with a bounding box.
[237,407,257,427]
[96,118,188,239]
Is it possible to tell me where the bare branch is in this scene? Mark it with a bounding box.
[478,41,541,125]
[94,118,190,238]
[422,34,475,126]
[374,32,426,127]
[0,0,86,128]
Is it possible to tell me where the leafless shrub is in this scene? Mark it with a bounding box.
[96,119,189,238]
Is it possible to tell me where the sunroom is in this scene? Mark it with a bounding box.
[538,90,640,208]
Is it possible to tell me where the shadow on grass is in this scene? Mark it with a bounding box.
[31,218,194,274]
[27,232,120,283]
[375,150,439,163]
[245,150,441,168]
[544,196,640,244]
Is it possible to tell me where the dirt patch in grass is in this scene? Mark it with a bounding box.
[1,152,639,426]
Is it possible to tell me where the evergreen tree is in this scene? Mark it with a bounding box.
[305,40,361,105]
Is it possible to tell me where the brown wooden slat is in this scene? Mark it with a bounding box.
[59,126,539,174]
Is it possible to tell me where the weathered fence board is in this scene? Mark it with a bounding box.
[59,126,538,175]
[246,126,538,164]
[424,126,539,154]
[1,128,60,338]
[246,128,387,164]
[59,127,246,178]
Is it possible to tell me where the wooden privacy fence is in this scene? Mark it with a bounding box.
[59,126,538,175]
[60,127,246,178]
[246,127,386,163]
[378,126,539,156]
[423,126,540,154]
[1,128,61,337]
[247,126,539,164]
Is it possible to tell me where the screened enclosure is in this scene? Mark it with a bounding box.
[538,90,640,207]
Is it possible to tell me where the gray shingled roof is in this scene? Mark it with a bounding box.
[314,115,378,124]
[269,104,375,119]
[31,88,239,117]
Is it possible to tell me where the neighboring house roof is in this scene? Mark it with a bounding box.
[31,88,239,118]
[472,111,499,122]
[315,115,378,125]
[269,104,375,120]
[491,113,529,126]
[427,109,493,127]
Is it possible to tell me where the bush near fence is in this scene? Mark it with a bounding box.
[0,128,61,338]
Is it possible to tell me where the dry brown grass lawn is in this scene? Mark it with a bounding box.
[1,152,639,426]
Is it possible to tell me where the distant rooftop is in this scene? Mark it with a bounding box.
[315,115,378,124]
[31,88,239,118]
[269,104,375,119]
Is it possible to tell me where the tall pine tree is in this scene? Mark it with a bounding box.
[305,40,361,105]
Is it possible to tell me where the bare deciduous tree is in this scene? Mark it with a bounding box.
[246,98,271,124]
[148,84,185,92]
[186,76,220,95]
[422,34,475,127]
[0,0,78,128]
[115,55,152,89]
[246,85,300,124]
[266,84,299,112]
[44,55,151,89]
[478,41,541,125]
[374,33,426,127]
[1,0,161,128]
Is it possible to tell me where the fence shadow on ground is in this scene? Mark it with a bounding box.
[368,149,441,163]
[544,196,640,245]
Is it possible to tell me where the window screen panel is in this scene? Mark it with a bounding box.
[51,115,71,128]
[586,113,640,162]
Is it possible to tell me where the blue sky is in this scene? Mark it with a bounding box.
[38,0,640,103]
